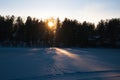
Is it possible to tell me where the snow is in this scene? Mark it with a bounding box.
[0,47,120,80]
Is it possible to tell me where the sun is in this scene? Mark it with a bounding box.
[48,21,54,28]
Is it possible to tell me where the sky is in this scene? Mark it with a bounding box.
[0,0,120,24]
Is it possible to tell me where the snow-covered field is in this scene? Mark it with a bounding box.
[0,47,120,80]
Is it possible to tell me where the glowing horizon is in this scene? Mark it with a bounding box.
[0,0,120,24]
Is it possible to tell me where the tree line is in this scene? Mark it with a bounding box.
[0,15,120,48]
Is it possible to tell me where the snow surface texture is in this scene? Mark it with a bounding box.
[0,48,120,80]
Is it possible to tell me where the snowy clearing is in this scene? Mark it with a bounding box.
[0,47,120,80]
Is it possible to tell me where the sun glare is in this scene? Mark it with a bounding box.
[48,21,54,28]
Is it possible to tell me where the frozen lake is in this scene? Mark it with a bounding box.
[0,47,120,80]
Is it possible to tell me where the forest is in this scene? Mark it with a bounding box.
[0,15,120,48]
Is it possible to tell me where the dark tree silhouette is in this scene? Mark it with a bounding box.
[0,15,15,46]
[14,16,25,46]
[96,20,106,46]
[106,19,120,47]
[0,15,119,48]
[0,15,5,43]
